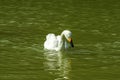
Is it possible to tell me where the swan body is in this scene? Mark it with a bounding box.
[44,30,74,51]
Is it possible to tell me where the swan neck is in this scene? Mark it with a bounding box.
[61,32,65,38]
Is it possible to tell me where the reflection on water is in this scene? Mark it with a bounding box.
[44,51,71,80]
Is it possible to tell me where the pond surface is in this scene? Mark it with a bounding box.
[0,0,120,80]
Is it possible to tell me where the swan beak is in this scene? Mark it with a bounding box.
[68,38,74,47]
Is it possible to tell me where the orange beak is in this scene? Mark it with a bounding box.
[68,38,74,47]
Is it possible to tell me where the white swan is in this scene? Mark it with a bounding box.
[44,30,74,51]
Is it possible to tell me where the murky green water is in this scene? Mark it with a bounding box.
[0,0,120,80]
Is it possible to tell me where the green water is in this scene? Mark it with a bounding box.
[0,0,120,80]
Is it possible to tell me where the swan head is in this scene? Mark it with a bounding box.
[61,30,74,47]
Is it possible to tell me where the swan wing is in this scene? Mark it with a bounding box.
[55,35,63,51]
[44,33,58,50]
